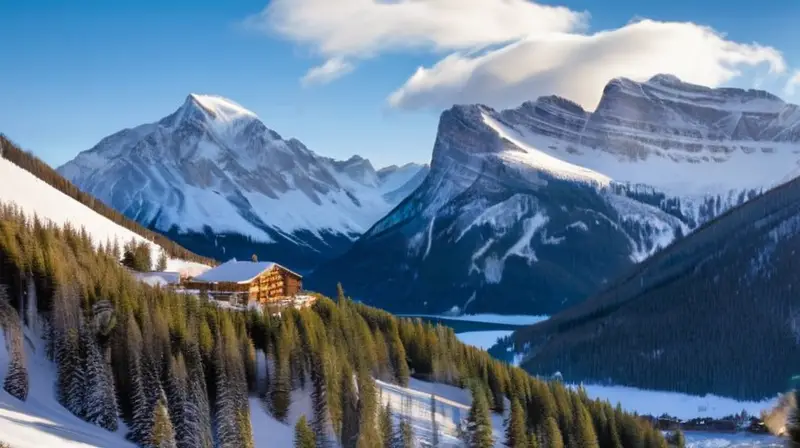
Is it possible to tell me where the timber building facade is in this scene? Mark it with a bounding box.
[184,259,303,306]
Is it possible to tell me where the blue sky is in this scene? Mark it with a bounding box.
[1,0,799,169]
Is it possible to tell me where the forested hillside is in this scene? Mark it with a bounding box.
[0,201,667,447]
[513,173,800,401]
[0,135,214,266]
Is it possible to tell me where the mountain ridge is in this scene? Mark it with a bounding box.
[309,74,800,315]
[58,94,428,271]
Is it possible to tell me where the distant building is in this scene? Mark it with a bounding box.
[184,258,304,307]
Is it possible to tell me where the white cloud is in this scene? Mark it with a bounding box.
[301,58,355,86]
[785,71,800,96]
[251,1,788,106]
[389,20,787,111]
[246,0,586,61]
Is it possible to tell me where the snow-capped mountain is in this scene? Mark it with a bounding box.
[309,74,800,315]
[58,94,428,271]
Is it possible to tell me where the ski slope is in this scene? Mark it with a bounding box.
[0,157,210,278]
[248,376,507,448]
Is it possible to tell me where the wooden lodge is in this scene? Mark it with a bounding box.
[184,259,304,307]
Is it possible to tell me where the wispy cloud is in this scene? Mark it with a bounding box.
[245,0,585,73]
[301,58,354,86]
[389,19,786,111]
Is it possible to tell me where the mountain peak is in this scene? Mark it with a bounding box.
[646,73,682,85]
[185,93,258,122]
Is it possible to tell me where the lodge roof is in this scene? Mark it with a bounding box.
[191,258,301,284]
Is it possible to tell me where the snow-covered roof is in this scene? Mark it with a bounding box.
[191,258,300,284]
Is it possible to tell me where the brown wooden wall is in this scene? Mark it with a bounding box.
[185,265,302,305]
[248,266,303,304]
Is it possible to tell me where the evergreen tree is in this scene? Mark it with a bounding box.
[526,381,556,433]
[617,413,645,448]
[165,354,189,447]
[397,419,413,448]
[666,429,685,448]
[295,415,317,448]
[337,283,346,302]
[356,370,380,448]
[379,403,394,448]
[1,298,28,402]
[125,314,156,444]
[121,240,152,272]
[527,432,539,448]
[213,319,254,448]
[572,400,599,448]
[122,248,137,270]
[271,325,293,422]
[466,383,494,448]
[82,324,118,431]
[504,397,527,447]
[237,410,255,448]
[183,342,213,448]
[549,384,573,448]
[2,331,28,401]
[136,242,153,271]
[53,287,85,419]
[430,394,440,448]
[488,364,505,413]
[541,417,563,448]
[310,352,331,447]
[156,251,168,272]
[645,426,667,448]
[111,239,121,261]
[214,339,240,448]
[340,366,360,448]
[151,393,177,448]
[388,328,409,387]
[600,404,622,448]
[242,338,257,393]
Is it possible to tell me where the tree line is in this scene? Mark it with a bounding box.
[0,202,668,447]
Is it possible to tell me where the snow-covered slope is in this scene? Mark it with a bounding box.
[0,156,209,277]
[309,75,800,315]
[0,329,135,448]
[58,95,427,272]
[0,327,500,448]
[499,75,800,196]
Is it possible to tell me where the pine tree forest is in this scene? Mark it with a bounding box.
[0,202,666,447]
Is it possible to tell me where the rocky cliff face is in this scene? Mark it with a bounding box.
[59,94,427,271]
[309,74,800,315]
